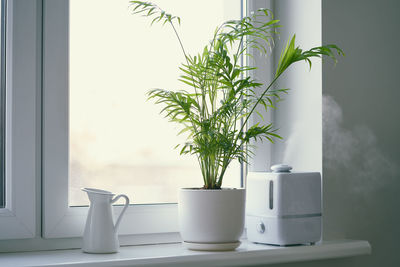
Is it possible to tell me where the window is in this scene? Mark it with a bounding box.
[0,0,323,249]
[43,0,242,239]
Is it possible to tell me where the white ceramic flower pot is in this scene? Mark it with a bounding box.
[178,188,246,251]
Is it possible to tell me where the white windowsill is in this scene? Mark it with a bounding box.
[0,239,371,267]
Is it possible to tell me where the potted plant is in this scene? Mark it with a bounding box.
[130,1,342,251]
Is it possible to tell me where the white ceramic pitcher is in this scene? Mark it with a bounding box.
[82,188,130,253]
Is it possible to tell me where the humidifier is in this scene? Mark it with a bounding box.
[246,164,322,246]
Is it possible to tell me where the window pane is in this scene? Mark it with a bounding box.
[69,0,241,206]
[0,0,5,209]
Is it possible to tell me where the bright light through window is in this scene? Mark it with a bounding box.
[69,0,241,206]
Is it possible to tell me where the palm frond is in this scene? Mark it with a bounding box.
[133,3,343,189]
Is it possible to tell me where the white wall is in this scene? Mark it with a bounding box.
[247,0,274,172]
[272,0,322,172]
[248,0,322,173]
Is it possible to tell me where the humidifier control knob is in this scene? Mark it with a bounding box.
[256,221,265,234]
[271,164,292,173]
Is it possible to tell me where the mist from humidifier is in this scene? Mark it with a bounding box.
[281,121,309,169]
[322,95,397,194]
[280,118,321,172]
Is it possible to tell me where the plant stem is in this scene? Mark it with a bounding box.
[239,74,280,139]
[168,21,205,125]
[169,22,187,60]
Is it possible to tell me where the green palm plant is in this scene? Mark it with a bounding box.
[130,1,343,189]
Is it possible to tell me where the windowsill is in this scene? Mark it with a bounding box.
[0,239,371,267]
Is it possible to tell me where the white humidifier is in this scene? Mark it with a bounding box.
[246,164,322,246]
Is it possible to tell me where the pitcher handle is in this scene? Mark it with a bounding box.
[111,194,130,232]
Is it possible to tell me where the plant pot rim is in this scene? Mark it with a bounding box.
[180,187,245,191]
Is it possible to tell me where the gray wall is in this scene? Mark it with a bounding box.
[321,0,400,266]
[254,0,400,266]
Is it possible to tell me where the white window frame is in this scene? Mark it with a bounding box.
[42,0,246,239]
[0,0,38,239]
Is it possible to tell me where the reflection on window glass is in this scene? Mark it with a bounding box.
[69,0,241,206]
[0,0,5,209]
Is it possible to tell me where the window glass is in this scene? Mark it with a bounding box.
[69,0,241,206]
[0,0,5,209]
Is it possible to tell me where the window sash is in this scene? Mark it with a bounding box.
[43,0,242,239]
[0,0,37,240]
[42,0,245,239]
[43,0,246,239]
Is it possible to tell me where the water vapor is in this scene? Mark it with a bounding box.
[322,95,397,194]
